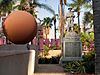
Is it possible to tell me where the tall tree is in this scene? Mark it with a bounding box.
[67,0,92,32]
[83,11,93,32]
[59,0,66,38]
[0,0,14,14]
[14,0,55,16]
[44,0,67,40]
[52,14,58,41]
[58,0,67,55]
[93,0,100,74]
[41,17,52,39]
[84,0,92,11]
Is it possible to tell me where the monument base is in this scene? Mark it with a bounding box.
[59,56,83,65]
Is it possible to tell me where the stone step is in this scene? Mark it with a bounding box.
[33,73,67,75]
[33,64,94,75]
[33,64,68,75]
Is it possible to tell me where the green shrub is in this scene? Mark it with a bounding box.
[82,51,95,73]
[43,45,50,56]
[64,51,95,74]
[64,61,86,74]
[80,32,94,51]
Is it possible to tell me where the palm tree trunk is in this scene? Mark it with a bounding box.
[78,11,80,32]
[54,19,56,41]
[59,0,64,41]
[54,25,56,41]
[59,0,65,55]
[59,3,63,38]
[54,19,57,48]
[83,24,85,33]
[93,0,100,74]
[46,34,47,39]
[45,27,48,39]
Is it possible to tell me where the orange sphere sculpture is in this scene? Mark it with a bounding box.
[3,11,37,44]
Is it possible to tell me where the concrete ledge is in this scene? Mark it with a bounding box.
[0,50,29,57]
[0,50,35,75]
[0,44,28,50]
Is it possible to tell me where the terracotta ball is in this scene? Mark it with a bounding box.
[3,11,37,44]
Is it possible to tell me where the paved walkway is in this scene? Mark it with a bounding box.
[33,64,68,75]
[33,64,94,75]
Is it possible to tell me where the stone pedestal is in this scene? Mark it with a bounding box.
[60,32,82,64]
[0,45,36,75]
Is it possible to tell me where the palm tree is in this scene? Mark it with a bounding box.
[58,0,67,56]
[59,0,67,43]
[84,0,92,11]
[41,17,52,39]
[58,0,67,54]
[0,0,14,15]
[53,16,57,41]
[14,0,55,16]
[93,0,100,74]
[59,0,66,38]
[83,11,93,32]
[67,0,92,32]
[51,14,58,40]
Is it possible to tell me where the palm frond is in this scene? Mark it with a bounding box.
[32,0,39,3]
[84,4,92,9]
[0,0,14,13]
[69,3,78,8]
[41,17,53,28]
[64,0,67,5]
[36,2,55,15]
[20,0,26,4]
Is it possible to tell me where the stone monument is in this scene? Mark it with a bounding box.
[60,8,82,64]
[60,32,82,64]
[62,32,82,61]
[65,8,75,32]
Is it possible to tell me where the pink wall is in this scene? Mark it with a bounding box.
[0,38,6,45]
[0,38,61,50]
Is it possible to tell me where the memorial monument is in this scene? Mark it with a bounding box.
[60,8,82,64]
[0,11,37,75]
[65,8,75,32]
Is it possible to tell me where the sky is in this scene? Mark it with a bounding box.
[37,0,84,23]
[37,0,59,19]
[36,0,85,39]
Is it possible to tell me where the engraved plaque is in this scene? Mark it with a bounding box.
[64,42,81,57]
